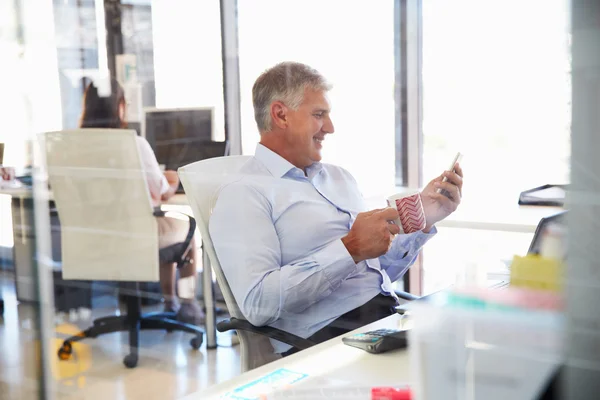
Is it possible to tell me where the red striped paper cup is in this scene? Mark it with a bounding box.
[387,191,426,234]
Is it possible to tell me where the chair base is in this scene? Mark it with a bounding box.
[56,285,204,368]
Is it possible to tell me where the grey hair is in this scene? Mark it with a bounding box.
[252,62,332,133]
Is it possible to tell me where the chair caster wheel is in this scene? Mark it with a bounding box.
[58,342,73,361]
[190,335,203,350]
[123,354,138,368]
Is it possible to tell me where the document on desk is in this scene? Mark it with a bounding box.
[221,368,308,400]
[518,185,567,206]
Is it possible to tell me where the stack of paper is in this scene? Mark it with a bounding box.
[519,185,566,205]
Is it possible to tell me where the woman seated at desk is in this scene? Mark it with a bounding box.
[79,79,204,325]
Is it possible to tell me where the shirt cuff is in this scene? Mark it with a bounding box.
[411,225,437,250]
[392,226,437,259]
[417,225,437,239]
[314,239,357,289]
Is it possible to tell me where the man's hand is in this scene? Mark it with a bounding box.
[421,163,464,232]
[342,208,401,263]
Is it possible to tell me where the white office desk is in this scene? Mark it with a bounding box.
[184,314,411,400]
[0,185,33,199]
[435,203,563,233]
[364,194,563,234]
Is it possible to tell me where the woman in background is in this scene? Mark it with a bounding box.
[79,79,204,325]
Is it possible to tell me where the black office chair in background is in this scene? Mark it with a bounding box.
[56,208,205,368]
[44,129,205,368]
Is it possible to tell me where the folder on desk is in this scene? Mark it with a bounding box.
[518,184,567,207]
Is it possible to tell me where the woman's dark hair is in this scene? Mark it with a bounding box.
[79,78,126,129]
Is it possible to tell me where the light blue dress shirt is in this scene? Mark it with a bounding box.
[209,144,436,353]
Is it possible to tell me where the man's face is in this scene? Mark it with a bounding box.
[284,89,334,169]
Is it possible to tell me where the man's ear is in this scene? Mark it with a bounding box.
[270,101,288,130]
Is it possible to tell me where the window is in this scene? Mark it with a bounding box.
[420,0,571,293]
[237,0,398,198]
[151,0,225,141]
[421,0,571,197]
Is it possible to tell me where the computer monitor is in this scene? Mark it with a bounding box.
[163,140,230,193]
[154,140,230,172]
[126,122,141,136]
[528,210,568,255]
[143,107,214,161]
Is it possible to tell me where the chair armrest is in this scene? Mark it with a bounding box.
[217,317,317,351]
[395,290,420,302]
[153,207,166,217]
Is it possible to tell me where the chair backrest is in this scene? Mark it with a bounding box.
[179,156,282,372]
[41,129,159,282]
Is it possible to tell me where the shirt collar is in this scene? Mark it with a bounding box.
[255,143,296,178]
[305,161,323,180]
[255,143,323,179]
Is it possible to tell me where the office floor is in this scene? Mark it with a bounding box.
[0,275,241,400]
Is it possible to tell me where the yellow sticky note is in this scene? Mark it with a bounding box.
[510,254,563,292]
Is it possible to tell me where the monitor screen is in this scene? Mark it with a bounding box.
[154,140,229,171]
[144,107,215,169]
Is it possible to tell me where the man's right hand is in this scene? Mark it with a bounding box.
[341,208,401,263]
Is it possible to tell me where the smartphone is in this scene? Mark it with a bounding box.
[436,152,463,194]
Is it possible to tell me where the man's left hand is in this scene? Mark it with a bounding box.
[420,163,463,232]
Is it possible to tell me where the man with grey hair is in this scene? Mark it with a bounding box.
[210,61,463,355]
